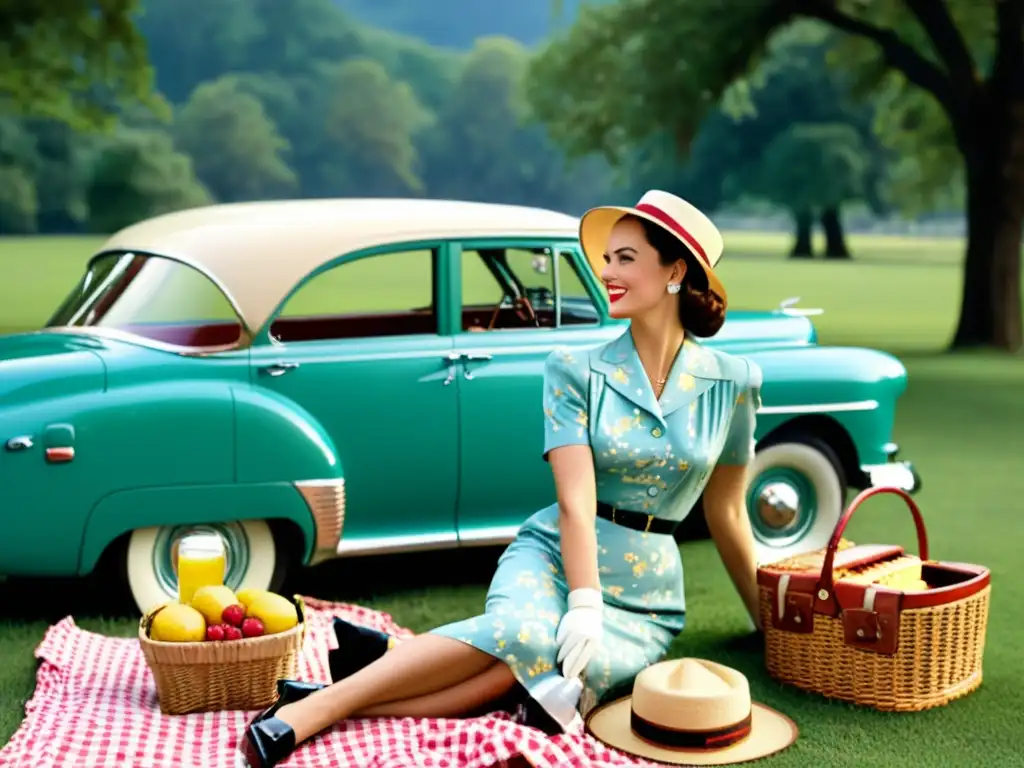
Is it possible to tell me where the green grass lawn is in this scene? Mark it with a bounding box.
[1,232,1022,766]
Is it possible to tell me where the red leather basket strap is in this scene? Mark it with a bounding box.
[815,486,929,615]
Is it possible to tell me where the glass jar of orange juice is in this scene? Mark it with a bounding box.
[177,533,226,605]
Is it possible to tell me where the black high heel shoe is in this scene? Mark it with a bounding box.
[241,679,326,768]
[327,617,392,682]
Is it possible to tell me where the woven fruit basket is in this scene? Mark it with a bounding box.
[756,486,991,712]
[139,594,308,715]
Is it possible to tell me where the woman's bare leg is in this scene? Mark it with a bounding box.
[352,662,517,719]
[273,634,501,741]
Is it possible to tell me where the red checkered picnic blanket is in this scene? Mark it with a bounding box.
[0,597,662,768]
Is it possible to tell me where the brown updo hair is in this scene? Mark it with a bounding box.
[620,214,726,338]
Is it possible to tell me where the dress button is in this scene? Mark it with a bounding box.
[651,427,663,438]
[647,486,659,497]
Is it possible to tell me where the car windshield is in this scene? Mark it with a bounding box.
[46,252,245,349]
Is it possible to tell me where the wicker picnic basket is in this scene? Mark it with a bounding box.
[138,594,308,715]
[756,486,991,712]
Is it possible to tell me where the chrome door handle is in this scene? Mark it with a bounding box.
[442,352,460,386]
[260,361,300,377]
[462,352,493,380]
[5,435,33,452]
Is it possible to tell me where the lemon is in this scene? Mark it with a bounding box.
[236,588,273,611]
[246,592,299,634]
[150,604,207,642]
[190,585,240,626]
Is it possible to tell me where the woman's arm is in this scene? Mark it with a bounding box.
[541,349,600,591]
[549,445,600,592]
[541,349,604,678]
[703,463,761,629]
[707,359,764,630]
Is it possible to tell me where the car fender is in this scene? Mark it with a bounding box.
[231,385,343,483]
[740,346,909,467]
[0,373,239,577]
[232,385,347,563]
[78,482,317,574]
[75,381,344,575]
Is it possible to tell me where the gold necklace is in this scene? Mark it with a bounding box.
[651,368,670,396]
[657,348,685,395]
[643,339,683,397]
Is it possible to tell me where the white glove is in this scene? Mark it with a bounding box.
[555,587,604,680]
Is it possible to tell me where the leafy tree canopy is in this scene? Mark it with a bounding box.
[0,1,165,130]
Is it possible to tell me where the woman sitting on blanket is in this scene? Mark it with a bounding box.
[240,190,765,768]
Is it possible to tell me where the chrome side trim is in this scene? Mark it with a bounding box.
[458,525,521,547]
[335,532,459,557]
[294,478,346,564]
[332,525,522,557]
[757,399,878,415]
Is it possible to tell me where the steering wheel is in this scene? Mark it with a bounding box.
[487,294,539,330]
[513,295,539,326]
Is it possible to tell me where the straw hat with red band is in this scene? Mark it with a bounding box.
[585,658,798,766]
[579,190,728,308]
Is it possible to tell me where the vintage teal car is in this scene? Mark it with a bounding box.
[0,198,919,613]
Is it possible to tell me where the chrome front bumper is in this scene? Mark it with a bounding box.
[861,461,921,493]
[857,441,921,493]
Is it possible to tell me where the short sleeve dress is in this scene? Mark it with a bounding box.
[431,328,762,730]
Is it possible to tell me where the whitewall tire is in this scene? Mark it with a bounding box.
[124,519,279,615]
[746,440,845,565]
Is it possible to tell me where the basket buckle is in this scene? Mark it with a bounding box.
[842,587,901,656]
[770,575,815,634]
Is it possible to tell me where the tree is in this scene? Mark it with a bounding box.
[135,0,263,104]
[527,0,1023,352]
[324,57,435,194]
[421,36,617,211]
[84,130,212,233]
[0,166,38,234]
[633,26,886,258]
[722,25,889,258]
[0,1,164,130]
[758,123,869,258]
[174,78,298,202]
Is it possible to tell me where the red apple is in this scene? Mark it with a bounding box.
[241,617,265,638]
[221,604,245,627]
[224,625,243,641]
[206,624,226,642]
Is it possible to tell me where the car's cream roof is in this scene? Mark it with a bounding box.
[97,198,582,333]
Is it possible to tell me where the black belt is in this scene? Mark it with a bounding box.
[596,502,677,535]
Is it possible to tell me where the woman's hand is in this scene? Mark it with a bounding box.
[703,462,762,631]
[556,587,604,679]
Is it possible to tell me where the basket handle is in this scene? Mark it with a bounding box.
[817,486,929,599]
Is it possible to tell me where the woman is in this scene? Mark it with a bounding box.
[239,190,764,767]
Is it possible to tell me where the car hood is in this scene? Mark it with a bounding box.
[747,344,909,405]
[712,310,818,348]
[0,331,107,405]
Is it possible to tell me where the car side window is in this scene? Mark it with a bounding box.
[269,248,437,342]
[461,246,599,332]
[554,248,600,326]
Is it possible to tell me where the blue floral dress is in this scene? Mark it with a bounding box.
[431,328,762,729]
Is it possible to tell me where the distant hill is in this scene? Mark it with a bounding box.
[331,0,583,49]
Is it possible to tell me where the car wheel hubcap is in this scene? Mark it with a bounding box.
[153,523,251,598]
[747,468,817,548]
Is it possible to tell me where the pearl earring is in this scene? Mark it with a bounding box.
[666,283,681,295]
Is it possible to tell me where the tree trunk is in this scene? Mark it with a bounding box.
[952,108,1024,352]
[821,206,851,259]
[790,209,813,258]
